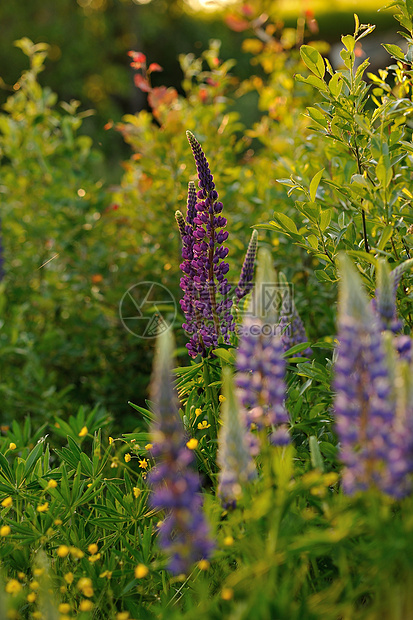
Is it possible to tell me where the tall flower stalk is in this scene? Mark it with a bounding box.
[148,330,214,574]
[277,272,311,356]
[236,248,290,447]
[217,367,257,508]
[373,257,413,333]
[334,254,413,497]
[179,132,234,358]
[234,229,258,302]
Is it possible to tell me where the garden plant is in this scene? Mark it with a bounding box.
[1,0,413,618]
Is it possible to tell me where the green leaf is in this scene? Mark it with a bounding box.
[128,402,154,423]
[309,168,324,202]
[376,156,393,188]
[300,45,325,79]
[273,212,298,235]
[319,209,332,231]
[307,234,319,249]
[341,34,355,52]
[212,348,236,365]
[378,225,393,250]
[328,72,343,97]
[309,436,325,472]
[382,43,406,62]
[295,74,327,92]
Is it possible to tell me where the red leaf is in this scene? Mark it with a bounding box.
[128,51,146,63]
[134,74,152,93]
[225,14,249,32]
[148,62,163,72]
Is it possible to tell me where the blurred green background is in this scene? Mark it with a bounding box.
[0,0,393,181]
[0,0,398,430]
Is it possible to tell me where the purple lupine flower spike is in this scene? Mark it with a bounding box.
[277,272,312,357]
[236,248,290,448]
[179,132,234,357]
[374,259,402,333]
[148,330,214,574]
[373,258,413,333]
[333,253,410,497]
[218,367,256,509]
[235,229,258,301]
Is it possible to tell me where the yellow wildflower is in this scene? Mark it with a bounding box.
[9,443,16,450]
[79,600,94,611]
[124,453,131,463]
[99,570,112,579]
[69,546,84,559]
[54,519,63,526]
[109,436,114,444]
[36,502,49,512]
[58,604,71,614]
[89,553,101,563]
[57,545,69,558]
[27,592,36,603]
[133,487,141,498]
[78,426,88,437]
[223,536,234,546]
[323,472,339,486]
[194,408,202,416]
[134,564,149,578]
[5,579,21,595]
[32,613,43,619]
[33,568,44,577]
[145,443,153,450]
[198,559,210,570]
[30,581,40,590]
[17,572,25,580]
[47,479,58,489]
[0,525,11,536]
[186,438,198,450]
[116,613,130,620]
[197,420,210,430]
[221,587,233,600]
[138,459,148,469]
[64,572,74,584]
[219,395,226,403]
[1,496,12,508]
[88,543,98,554]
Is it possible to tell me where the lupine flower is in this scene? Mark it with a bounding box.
[179,132,234,358]
[148,330,214,574]
[234,229,258,301]
[373,258,413,333]
[236,248,290,447]
[277,272,312,356]
[333,254,413,497]
[217,367,256,508]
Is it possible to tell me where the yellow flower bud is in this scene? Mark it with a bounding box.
[134,564,149,579]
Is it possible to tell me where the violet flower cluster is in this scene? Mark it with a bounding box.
[217,368,257,509]
[277,274,311,357]
[234,229,258,302]
[373,258,413,333]
[236,248,290,448]
[334,255,413,498]
[148,331,214,574]
[179,132,234,358]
